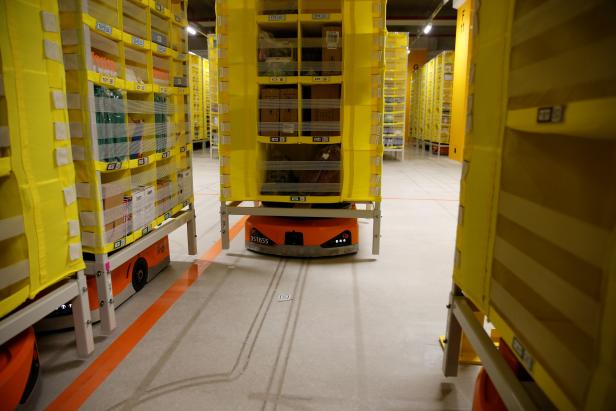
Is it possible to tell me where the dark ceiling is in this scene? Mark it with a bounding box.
[187,0,457,53]
[188,0,456,23]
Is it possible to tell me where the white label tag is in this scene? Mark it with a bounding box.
[44,39,62,62]
[54,122,68,140]
[41,11,60,33]
[52,90,66,109]
[63,185,76,205]
[68,219,80,237]
[69,242,82,261]
[55,147,71,166]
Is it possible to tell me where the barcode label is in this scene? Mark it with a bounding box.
[312,13,330,20]
[268,15,285,22]
[95,21,112,35]
[132,36,145,47]
[100,75,115,86]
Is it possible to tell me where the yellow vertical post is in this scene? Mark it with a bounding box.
[448,0,473,162]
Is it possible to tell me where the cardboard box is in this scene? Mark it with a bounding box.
[298,144,341,195]
[177,169,193,199]
[260,88,280,136]
[311,84,340,136]
[279,87,298,137]
[322,26,342,75]
[102,193,127,235]
[142,185,156,223]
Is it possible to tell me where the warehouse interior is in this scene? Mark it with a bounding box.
[0,1,614,411]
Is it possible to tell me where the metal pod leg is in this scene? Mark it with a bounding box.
[442,283,463,377]
[187,204,198,255]
[220,202,230,250]
[372,202,381,255]
[94,253,116,334]
[72,271,95,356]
[442,282,540,411]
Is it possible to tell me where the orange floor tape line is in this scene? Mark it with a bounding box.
[46,217,248,411]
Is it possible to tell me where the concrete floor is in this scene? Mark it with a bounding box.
[35,147,479,410]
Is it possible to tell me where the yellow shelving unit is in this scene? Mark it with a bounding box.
[216,0,386,254]
[411,50,453,156]
[419,58,434,150]
[207,34,218,158]
[431,50,453,155]
[0,0,93,356]
[383,32,408,160]
[189,52,206,146]
[442,1,616,410]
[58,0,196,333]
[409,67,422,144]
[203,57,210,145]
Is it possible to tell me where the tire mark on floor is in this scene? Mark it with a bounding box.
[261,259,309,411]
[107,257,289,410]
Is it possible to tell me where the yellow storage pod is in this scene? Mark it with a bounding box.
[189,53,205,143]
[202,57,210,142]
[215,0,385,204]
[207,34,218,158]
[384,32,409,160]
[450,1,616,409]
[409,68,422,142]
[448,0,473,162]
[431,51,454,149]
[58,0,193,254]
[0,0,84,317]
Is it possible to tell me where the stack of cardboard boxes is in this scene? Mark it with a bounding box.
[259,87,298,137]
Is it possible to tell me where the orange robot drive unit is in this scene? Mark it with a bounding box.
[41,237,170,330]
